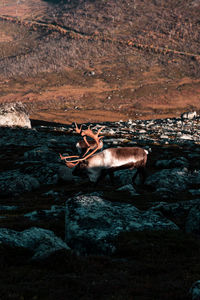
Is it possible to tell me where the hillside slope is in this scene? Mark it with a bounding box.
[0,0,200,123]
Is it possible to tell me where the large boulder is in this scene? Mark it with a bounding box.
[0,227,70,260]
[0,102,31,128]
[150,199,200,232]
[65,194,178,255]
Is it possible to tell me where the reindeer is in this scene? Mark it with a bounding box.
[60,124,148,186]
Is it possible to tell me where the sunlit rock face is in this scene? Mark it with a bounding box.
[0,102,31,128]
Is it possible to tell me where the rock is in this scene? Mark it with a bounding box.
[0,102,31,128]
[191,170,200,185]
[23,163,60,185]
[181,111,197,120]
[145,168,190,193]
[185,206,200,234]
[0,227,70,260]
[155,157,188,169]
[180,134,193,140]
[24,146,59,163]
[0,205,18,211]
[116,184,138,196]
[24,205,65,221]
[189,280,200,300]
[150,199,200,230]
[113,169,144,186]
[160,134,169,139]
[0,170,40,196]
[65,194,178,255]
[189,189,200,196]
[58,165,74,181]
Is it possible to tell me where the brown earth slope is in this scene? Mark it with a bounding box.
[0,0,200,123]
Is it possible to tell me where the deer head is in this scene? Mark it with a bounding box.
[59,123,105,168]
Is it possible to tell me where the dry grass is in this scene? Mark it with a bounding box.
[0,0,200,121]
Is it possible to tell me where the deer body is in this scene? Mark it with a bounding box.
[59,123,149,186]
[72,147,148,184]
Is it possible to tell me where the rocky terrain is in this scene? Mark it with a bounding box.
[0,1,200,297]
[0,105,200,299]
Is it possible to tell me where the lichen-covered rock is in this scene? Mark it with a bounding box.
[0,227,70,260]
[66,194,178,255]
[0,170,40,196]
[0,102,31,128]
[145,168,191,193]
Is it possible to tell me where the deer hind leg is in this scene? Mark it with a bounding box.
[95,169,107,186]
[108,171,115,185]
[132,167,146,185]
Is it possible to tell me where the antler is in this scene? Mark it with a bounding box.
[74,122,83,134]
[80,125,104,157]
[61,136,103,164]
[74,122,104,156]
[59,153,80,168]
[60,124,105,167]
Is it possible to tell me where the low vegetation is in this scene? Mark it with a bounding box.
[0,0,199,121]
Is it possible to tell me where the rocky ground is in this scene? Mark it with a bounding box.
[0,106,200,299]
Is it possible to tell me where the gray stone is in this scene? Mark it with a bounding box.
[181,111,197,120]
[179,134,193,140]
[65,194,178,255]
[0,227,70,260]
